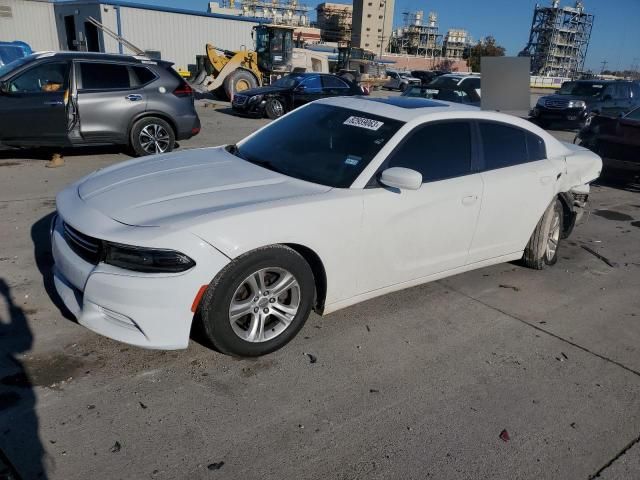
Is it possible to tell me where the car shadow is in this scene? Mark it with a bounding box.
[0,279,49,479]
[594,174,640,194]
[0,145,128,162]
[31,213,75,323]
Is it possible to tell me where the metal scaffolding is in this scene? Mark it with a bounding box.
[520,0,594,78]
[388,11,443,57]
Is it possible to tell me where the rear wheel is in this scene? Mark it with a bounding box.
[265,98,286,119]
[224,69,258,100]
[130,117,175,157]
[199,245,315,357]
[522,199,563,269]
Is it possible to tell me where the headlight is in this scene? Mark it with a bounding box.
[248,95,263,104]
[104,242,195,273]
[568,100,586,108]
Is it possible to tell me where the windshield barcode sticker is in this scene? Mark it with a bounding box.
[343,116,384,131]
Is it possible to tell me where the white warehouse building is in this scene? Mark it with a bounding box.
[0,0,262,70]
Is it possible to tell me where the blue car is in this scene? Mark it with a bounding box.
[0,41,32,67]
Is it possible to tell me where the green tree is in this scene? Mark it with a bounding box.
[465,36,506,72]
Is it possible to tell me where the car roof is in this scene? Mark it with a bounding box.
[30,51,170,65]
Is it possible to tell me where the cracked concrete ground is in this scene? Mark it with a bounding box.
[1,95,639,479]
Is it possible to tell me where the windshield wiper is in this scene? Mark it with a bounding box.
[226,143,246,159]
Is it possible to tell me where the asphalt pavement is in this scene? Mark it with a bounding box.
[1,93,639,480]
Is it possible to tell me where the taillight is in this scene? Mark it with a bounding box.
[173,83,194,97]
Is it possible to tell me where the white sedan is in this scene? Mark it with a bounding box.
[52,96,602,356]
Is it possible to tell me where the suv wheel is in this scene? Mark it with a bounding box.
[130,117,175,157]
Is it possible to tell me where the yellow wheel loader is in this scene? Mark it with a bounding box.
[193,25,295,99]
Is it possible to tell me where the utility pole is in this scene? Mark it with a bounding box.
[599,59,608,75]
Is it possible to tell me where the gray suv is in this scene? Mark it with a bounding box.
[0,52,200,156]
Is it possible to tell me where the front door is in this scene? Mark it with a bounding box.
[0,61,71,145]
[468,121,560,263]
[360,121,483,292]
[291,75,324,108]
[75,61,147,143]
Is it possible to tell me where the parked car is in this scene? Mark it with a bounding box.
[409,70,442,85]
[531,80,640,129]
[402,84,480,107]
[383,70,421,91]
[231,72,362,119]
[575,106,640,177]
[0,41,31,67]
[0,52,200,156]
[426,73,481,97]
[52,96,601,356]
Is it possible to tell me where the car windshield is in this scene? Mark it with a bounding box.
[428,76,460,88]
[234,104,404,188]
[271,74,305,88]
[557,81,606,97]
[0,54,32,77]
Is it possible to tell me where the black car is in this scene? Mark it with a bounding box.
[401,84,480,107]
[575,106,640,178]
[531,80,640,129]
[410,70,448,85]
[231,73,363,119]
[0,52,200,156]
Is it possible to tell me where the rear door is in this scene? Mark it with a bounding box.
[468,121,559,263]
[321,75,352,97]
[75,61,147,143]
[0,60,70,144]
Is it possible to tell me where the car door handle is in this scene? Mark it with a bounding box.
[44,100,64,106]
[540,176,553,185]
[125,94,143,101]
[462,195,478,206]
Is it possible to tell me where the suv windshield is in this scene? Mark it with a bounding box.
[234,104,404,188]
[428,76,460,88]
[557,81,606,97]
[0,54,33,78]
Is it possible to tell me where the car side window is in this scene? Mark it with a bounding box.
[525,132,547,161]
[300,75,321,92]
[385,122,472,183]
[79,62,131,90]
[8,62,69,93]
[322,75,350,89]
[466,78,481,90]
[132,66,156,86]
[615,84,631,100]
[479,122,531,169]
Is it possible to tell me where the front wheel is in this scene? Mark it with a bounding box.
[265,98,286,119]
[199,245,315,357]
[522,199,563,269]
[130,117,175,157]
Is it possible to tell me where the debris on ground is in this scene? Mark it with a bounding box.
[45,153,65,168]
[139,401,148,409]
[366,325,371,332]
[499,284,520,292]
[580,245,619,268]
[369,389,379,393]
[110,441,121,453]
[570,422,576,429]
[207,462,224,470]
[499,429,510,442]
[305,353,317,364]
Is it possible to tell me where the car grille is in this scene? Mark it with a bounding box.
[544,98,570,109]
[63,222,102,264]
[233,94,247,106]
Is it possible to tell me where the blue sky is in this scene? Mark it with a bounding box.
[86,0,639,71]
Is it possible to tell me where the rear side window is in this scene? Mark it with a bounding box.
[465,77,481,90]
[133,66,156,86]
[386,121,472,183]
[322,75,350,89]
[80,62,130,90]
[479,122,529,169]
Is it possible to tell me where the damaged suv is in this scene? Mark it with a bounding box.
[0,51,200,156]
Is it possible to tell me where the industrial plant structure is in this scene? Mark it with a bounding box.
[316,2,352,44]
[388,11,442,57]
[520,0,594,78]
[208,0,310,26]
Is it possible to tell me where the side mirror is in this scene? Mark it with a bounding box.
[380,167,422,190]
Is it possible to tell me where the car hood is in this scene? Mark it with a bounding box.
[77,147,330,227]
[237,85,289,96]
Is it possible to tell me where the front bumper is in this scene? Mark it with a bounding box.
[176,113,201,141]
[231,98,266,118]
[51,208,229,350]
[530,106,588,125]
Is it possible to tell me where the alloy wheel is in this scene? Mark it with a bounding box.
[139,124,171,154]
[545,209,561,262]
[228,267,300,343]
